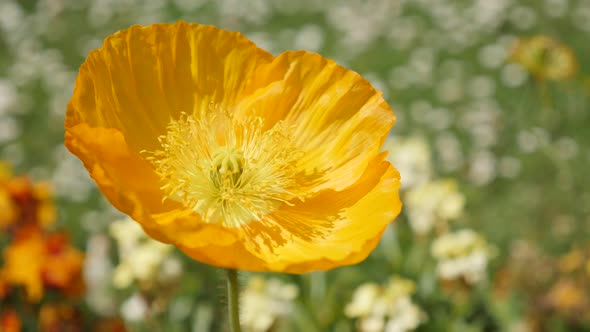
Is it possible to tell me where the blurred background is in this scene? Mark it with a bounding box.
[1,0,589,331]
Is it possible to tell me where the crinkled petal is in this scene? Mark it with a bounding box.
[177,154,401,273]
[262,156,401,273]
[66,21,273,152]
[237,51,394,192]
[65,22,273,244]
[64,125,172,241]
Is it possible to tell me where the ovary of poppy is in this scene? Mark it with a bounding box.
[65,21,401,273]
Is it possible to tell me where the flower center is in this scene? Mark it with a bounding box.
[145,111,303,228]
[211,146,245,185]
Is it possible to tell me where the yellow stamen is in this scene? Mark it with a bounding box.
[145,110,303,228]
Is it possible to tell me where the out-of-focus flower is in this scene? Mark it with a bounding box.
[559,249,584,273]
[0,80,17,115]
[495,241,555,298]
[84,235,116,315]
[0,162,56,231]
[0,162,10,179]
[431,229,494,285]
[64,21,401,273]
[92,318,128,332]
[0,226,84,302]
[540,247,590,323]
[404,179,465,235]
[39,303,83,332]
[383,136,432,190]
[504,245,590,328]
[0,187,16,229]
[468,150,496,186]
[510,35,577,81]
[0,309,21,332]
[0,277,8,299]
[1,227,46,301]
[110,217,181,289]
[120,293,149,323]
[544,279,588,315]
[346,283,380,318]
[43,232,85,295]
[345,276,426,332]
[240,276,299,332]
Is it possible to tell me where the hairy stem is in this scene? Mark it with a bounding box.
[226,269,242,332]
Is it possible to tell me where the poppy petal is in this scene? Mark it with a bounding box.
[238,51,394,193]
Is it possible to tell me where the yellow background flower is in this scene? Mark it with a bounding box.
[65,21,401,273]
[511,35,577,81]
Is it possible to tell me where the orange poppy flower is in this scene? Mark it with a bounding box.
[65,21,401,273]
[0,277,8,299]
[0,226,84,302]
[0,310,21,332]
[1,227,46,301]
[0,163,56,231]
[39,303,83,332]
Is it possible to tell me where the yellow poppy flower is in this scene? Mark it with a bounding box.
[511,35,577,81]
[65,21,401,273]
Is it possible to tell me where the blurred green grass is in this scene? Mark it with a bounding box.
[1,0,590,331]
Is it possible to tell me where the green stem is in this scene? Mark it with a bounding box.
[225,269,242,332]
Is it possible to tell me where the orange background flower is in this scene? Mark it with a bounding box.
[0,163,56,232]
[0,310,21,332]
[0,226,84,302]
